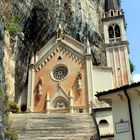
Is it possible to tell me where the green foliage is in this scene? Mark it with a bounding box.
[0,87,3,97]
[129,59,135,73]
[0,87,18,140]
[5,127,18,140]
[4,15,23,35]
[117,0,121,7]
[8,101,19,113]
[121,10,127,30]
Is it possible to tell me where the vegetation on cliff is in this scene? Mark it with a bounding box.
[4,15,23,35]
[0,88,18,140]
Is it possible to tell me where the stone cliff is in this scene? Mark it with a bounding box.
[0,0,108,139]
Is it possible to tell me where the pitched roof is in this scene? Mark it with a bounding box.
[105,0,118,12]
[96,82,140,97]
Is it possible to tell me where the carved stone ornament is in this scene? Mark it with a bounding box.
[37,78,43,98]
[77,73,82,91]
[54,99,67,109]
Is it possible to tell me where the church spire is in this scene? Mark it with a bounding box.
[105,0,118,12]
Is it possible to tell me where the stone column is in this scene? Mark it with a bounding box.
[46,93,50,113]
[27,53,35,112]
[85,41,94,113]
[69,89,74,113]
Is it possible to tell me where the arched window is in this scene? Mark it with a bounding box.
[111,10,114,17]
[115,24,121,37]
[21,104,27,112]
[108,26,114,38]
[108,24,121,43]
[99,119,108,125]
[118,11,120,16]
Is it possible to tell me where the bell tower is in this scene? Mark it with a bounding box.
[102,0,131,88]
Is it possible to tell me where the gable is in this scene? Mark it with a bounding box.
[34,34,86,71]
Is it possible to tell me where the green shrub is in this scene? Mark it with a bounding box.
[4,15,23,35]
[5,127,18,140]
[0,87,3,97]
[8,101,19,113]
[129,60,135,73]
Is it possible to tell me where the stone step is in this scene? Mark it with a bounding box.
[18,135,92,140]
[18,133,94,140]
[9,113,98,140]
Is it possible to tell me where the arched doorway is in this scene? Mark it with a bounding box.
[52,97,69,113]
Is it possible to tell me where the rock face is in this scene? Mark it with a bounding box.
[0,0,107,139]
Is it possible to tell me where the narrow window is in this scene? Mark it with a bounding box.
[108,26,114,38]
[118,11,120,15]
[111,10,114,17]
[115,25,121,37]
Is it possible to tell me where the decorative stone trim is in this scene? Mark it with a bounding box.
[35,44,84,72]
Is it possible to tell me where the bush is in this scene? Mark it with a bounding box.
[5,127,18,140]
[4,15,23,35]
[8,101,19,113]
[129,59,135,73]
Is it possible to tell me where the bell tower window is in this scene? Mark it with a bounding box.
[108,24,121,43]
[108,26,114,38]
[111,10,114,17]
[115,25,121,37]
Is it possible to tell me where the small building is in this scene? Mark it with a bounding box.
[94,107,114,140]
[96,82,140,140]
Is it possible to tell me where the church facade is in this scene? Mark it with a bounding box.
[22,0,131,113]
[26,30,113,113]
[15,0,131,139]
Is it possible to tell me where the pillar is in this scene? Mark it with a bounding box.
[85,41,94,113]
[27,53,35,112]
[69,89,74,113]
[46,92,50,113]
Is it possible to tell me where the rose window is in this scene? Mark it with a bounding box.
[53,65,68,81]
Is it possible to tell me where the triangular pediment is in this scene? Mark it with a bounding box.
[50,85,69,106]
[34,34,85,70]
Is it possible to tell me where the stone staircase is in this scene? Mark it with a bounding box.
[9,113,99,140]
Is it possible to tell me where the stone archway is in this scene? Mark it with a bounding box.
[52,97,69,113]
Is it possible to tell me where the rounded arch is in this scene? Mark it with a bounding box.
[110,10,114,17]
[108,25,114,38]
[99,119,108,125]
[52,96,69,109]
[118,11,120,16]
[115,24,121,37]
[20,104,27,112]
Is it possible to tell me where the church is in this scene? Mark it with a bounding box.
[9,0,131,139]
[18,0,131,113]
